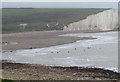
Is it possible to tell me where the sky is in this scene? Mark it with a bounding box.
[2,2,118,8]
[1,0,120,2]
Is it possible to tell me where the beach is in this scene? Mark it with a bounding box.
[2,30,119,80]
[2,30,108,51]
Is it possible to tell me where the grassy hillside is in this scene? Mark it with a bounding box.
[2,8,108,33]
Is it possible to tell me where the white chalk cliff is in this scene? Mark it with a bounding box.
[64,9,118,31]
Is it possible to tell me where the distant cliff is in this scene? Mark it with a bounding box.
[64,9,118,31]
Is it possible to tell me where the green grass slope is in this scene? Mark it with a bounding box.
[2,8,109,33]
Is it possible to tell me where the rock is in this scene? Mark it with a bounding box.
[73,73,77,76]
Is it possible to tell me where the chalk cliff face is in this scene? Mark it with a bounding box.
[64,9,118,31]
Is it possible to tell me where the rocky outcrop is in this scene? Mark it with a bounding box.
[64,9,118,31]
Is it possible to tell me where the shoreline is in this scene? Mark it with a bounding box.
[2,30,119,80]
[2,30,117,51]
[2,37,96,52]
[2,60,119,80]
[2,30,97,51]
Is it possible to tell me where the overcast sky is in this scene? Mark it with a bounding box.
[2,2,118,8]
[1,0,120,2]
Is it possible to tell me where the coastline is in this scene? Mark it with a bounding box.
[2,30,98,51]
[2,30,119,80]
[2,30,115,51]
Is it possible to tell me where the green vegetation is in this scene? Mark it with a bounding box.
[2,8,109,33]
[0,79,14,82]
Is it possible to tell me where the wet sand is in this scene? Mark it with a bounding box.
[2,30,107,51]
[2,60,119,80]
